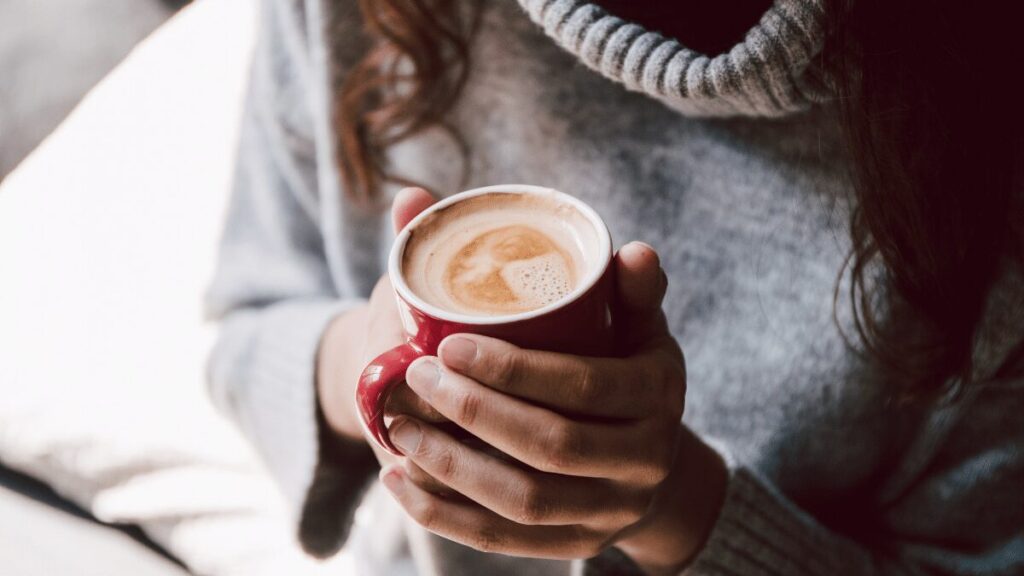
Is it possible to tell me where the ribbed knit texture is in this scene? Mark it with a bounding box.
[688,468,873,575]
[515,0,830,116]
[207,299,353,511]
[207,1,1024,575]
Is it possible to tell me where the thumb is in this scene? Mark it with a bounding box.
[392,187,438,234]
[614,241,667,315]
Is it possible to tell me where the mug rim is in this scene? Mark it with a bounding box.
[389,184,613,326]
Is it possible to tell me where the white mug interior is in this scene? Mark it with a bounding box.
[389,184,613,325]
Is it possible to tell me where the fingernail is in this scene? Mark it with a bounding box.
[407,359,440,394]
[440,337,477,370]
[381,467,405,496]
[389,418,422,454]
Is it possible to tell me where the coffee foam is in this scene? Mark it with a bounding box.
[402,193,600,317]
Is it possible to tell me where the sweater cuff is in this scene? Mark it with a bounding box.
[209,298,377,557]
[683,464,839,576]
[298,387,379,558]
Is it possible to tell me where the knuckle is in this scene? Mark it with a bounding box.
[407,465,449,495]
[623,492,652,524]
[410,497,440,529]
[574,531,608,559]
[586,541,609,559]
[489,349,522,389]
[595,533,622,557]
[514,482,551,525]
[470,527,502,553]
[646,462,672,485]
[454,390,482,427]
[639,443,673,485]
[651,360,686,413]
[405,462,431,485]
[541,424,582,472]
[434,444,459,480]
[572,364,603,404]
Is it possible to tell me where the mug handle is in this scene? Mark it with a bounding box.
[356,342,425,455]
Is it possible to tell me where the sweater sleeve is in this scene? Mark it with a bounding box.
[205,0,377,558]
[580,388,1024,576]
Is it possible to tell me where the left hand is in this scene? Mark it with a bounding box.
[379,243,721,570]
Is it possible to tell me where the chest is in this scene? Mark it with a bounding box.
[377,1,899,509]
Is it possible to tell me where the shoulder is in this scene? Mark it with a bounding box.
[254,0,367,82]
[247,1,368,141]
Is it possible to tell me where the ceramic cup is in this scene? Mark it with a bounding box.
[356,184,615,454]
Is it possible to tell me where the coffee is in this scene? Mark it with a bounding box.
[402,192,601,317]
[361,186,614,454]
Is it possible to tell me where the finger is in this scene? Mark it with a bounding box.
[438,334,667,419]
[614,242,671,349]
[391,187,437,233]
[405,357,664,481]
[615,242,666,315]
[392,418,648,527]
[380,466,608,560]
[404,460,459,498]
[384,384,448,423]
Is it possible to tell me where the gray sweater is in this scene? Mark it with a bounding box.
[206,1,1024,574]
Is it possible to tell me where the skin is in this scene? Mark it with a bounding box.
[317,187,728,574]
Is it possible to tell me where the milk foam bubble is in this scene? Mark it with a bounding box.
[500,252,575,310]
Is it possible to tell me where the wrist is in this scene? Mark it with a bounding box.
[615,426,727,574]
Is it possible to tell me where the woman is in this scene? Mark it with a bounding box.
[206,0,1023,574]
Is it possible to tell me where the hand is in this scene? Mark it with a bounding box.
[379,243,726,570]
[316,188,446,463]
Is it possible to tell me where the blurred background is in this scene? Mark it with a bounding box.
[1,0,188,573]
[6,0,352,573]
[0,0,188,179]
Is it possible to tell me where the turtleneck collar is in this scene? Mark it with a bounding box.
[515,0,831,117]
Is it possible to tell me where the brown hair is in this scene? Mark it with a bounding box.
[337,0,1021,394]
[336,0,479,208]
[827,1,1020,394]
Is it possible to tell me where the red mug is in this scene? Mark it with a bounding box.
[356,184,615,455]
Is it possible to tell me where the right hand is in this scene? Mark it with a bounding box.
[316,187,447,465]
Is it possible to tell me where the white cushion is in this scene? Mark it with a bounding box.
[0,0,351,573]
